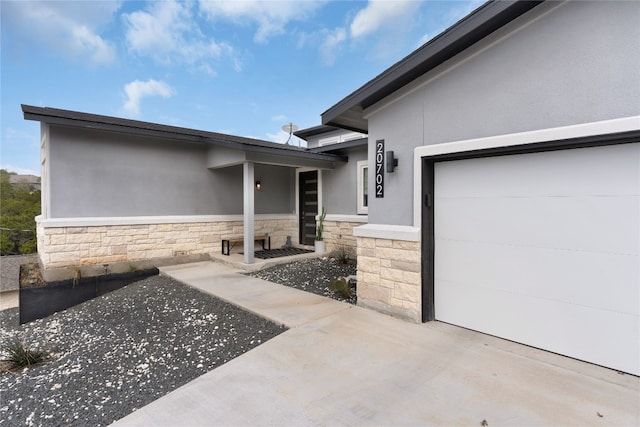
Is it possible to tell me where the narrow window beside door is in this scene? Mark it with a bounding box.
[357,160,368,214]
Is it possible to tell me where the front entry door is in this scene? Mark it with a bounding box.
[299,171,318,246]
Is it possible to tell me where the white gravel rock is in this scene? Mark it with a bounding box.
[0,275,286,427]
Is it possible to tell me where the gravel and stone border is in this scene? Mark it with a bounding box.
[249,257,357,305]
[0,257,356,426]
[0,275,286,427]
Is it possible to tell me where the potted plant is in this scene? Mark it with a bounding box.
[315,207,326,253]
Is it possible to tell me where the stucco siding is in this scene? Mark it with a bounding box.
[48,126,295,218]
[366,0,640,226]
[255,164,296,214]
[322,146,367,215]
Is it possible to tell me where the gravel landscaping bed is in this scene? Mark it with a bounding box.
[0,275,286,427]
[249,257,357,305]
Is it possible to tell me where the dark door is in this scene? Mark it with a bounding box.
[299,170,318,245]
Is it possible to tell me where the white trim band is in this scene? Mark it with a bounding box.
[412,115,640,227]
[414,116,640,159]
[37,214,297,228]
[353,224,420,242]
[324,214,368,223]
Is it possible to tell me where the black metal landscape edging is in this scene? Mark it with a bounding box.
[19,268,159,324]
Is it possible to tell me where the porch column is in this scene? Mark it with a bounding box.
[243,161,255,264]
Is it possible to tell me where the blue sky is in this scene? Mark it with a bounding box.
[1,0,481,176]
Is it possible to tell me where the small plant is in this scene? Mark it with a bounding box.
[331,246,352,265]
[315,207,327,241]
[19,263,45,287]
[330,277,352,299]
[2,337,48,370]
[128,262,138,272]
[72,266,82,287]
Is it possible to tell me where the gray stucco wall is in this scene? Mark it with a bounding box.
[366,0,640,226]
[48,126,294,217]
[255,164,296,214]
[322,146,368,215]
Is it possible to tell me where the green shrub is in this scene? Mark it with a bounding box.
[0,171,40,255]
[72,266,82,287]
[315,207,326,241]
[331,246,352,265]
[20,239,38,254]
[330,277,352,299]
[2,337,48,369]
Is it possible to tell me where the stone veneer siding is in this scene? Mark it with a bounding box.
[356,237,421,322]
[37,218,297,270]
[321,220,363,256]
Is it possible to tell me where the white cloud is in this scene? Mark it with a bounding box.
[123,0,236,72]
[320,27,346,66]
[296,0,420,66]
[416,0,485,48]
[2,1,119,65]
[271,114,288,123]
[71,26,116,64]
[199,0,323,43]
[350,0,420,39]
[417,32,434,48]
[122,79,175,117]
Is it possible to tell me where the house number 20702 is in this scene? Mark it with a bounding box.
[375,139,384,198]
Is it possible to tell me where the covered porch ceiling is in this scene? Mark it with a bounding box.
[206,144,344,170]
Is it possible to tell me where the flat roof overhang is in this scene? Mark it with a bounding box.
[309,138,368,154]
[321,0,544,133]
[23,105,345,169]
[293,125,342,141]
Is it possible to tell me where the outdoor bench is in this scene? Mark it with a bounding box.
[221,234,270,256]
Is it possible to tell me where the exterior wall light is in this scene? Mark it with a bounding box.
[255,180,262,191]
[386,151,398,173]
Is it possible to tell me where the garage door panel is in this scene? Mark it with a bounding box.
[435,277,639,374]
[433,142,639,374]
[435,143,639,199]
[435,239,639,315]
[436,195,638,255]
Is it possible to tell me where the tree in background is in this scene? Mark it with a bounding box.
[1,169,41,255]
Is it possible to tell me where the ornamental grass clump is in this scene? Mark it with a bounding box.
[329,277,352,299]
[2,337,48,370]
[331,246,352,265]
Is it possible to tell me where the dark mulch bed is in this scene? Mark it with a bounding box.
[249,257,357,304]
[254,247,314,259]
[0,275,286,427]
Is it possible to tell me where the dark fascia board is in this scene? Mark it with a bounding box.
[22,105,344,164]
[321,0,544,133]
[425,130,640,162]
[294,125,341,141]
[309,138,368,154]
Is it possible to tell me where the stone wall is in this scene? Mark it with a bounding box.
[321,220,364,257]
[37,218,297,272]
[356,237,421,322]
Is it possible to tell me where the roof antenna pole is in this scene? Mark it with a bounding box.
[281,122,298,146]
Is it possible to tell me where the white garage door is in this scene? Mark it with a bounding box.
[434,143,639,375]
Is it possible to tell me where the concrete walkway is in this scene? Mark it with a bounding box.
[0,254,37,310]
[113,262,639,426]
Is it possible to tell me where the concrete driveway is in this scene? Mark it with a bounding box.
[113,262,639,426]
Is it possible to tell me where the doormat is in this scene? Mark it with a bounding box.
[240,247,314,259]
